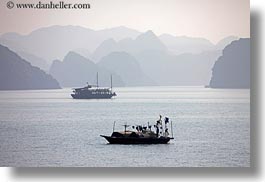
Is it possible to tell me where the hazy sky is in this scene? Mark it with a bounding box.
[0,0,249,43]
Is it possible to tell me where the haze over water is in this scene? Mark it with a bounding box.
[0,86,250,167]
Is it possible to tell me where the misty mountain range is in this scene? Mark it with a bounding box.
[0,25,250,90]
[0,26,141,64]
[0,25,238,64]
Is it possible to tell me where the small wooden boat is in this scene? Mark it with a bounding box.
[100,115,174,144]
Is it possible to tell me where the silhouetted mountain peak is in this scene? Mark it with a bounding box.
[92,38,121,61]
[65,50,80,57]
[222,38,249,54]
[145,30,156,35]
[135,30,167,51]
[136,30,157,40]
[215,36,239,50]
[64,51,85,60]
[63,51,95,67]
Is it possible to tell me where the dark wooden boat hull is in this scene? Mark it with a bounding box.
[100,135,172,144]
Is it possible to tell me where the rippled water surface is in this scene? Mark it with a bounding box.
[0,87,250,167]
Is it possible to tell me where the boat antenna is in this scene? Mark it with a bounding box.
[110,74,113,91]
[113,121,116,133]
[123,123,130,133]
[96,72,99,88]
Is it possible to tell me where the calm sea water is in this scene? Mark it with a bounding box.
[0,87,250,167]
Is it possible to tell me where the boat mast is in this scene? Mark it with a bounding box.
[96,72,99,88]
[110,74,113,91]
[124,123,127,132]
[171,119,174,138]
[113,121,116,132]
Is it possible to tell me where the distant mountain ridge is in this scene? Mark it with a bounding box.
[0,44,60,90]
[0,25,142,64]
[93,30,167,61]
[0,25,239,65]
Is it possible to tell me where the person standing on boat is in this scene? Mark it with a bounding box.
[156,115,162,137]
[155,125,159,137]
[165,117,170,137]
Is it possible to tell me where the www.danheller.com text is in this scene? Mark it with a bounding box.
[6,1,91,10]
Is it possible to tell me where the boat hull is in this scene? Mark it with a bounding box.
[100,135,172,144]
[71,93,115,99]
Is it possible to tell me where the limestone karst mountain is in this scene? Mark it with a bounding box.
[209,38,250,88]
[49,51,125,87]
[0,44,60,90]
